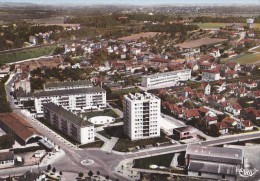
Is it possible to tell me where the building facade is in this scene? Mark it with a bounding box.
[141,69,191,88]
[123,92,161,140]
[43,103,95,144]
[34,87,106,117]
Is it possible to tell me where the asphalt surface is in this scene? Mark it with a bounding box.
[4,73,260,180]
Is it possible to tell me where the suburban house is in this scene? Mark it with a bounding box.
[211,122,229,135]
[202,69,220,82]
[222,117,238,128]
[237,120,255,131]
[203,116,218,126]
[183,109,200,121]
[225,102,242,116]
[248,110,260,123]
[239,79,258,89]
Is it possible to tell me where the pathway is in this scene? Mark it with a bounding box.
[101,137,119,152]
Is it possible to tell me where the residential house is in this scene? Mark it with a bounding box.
[248,91,260,99]
[201,83,211,95]
[226,62,241,71]
[225,70,238,79]
[199,61,216,70]
[239,79,258,89]
[240,120,254,131]
[225,102,242,116]
[222,117,238,128]
[203,116,218,126]
[202,69,220,82]
[241,107,255,120]
[182,86,195,98]
[211,122,229,135]
[234,87,250,98]
[214,81,226,93]
[248,110,260,123]
[183,109,200,121]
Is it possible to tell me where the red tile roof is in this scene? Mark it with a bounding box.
[185,109,200,118]
[0,113,41,143]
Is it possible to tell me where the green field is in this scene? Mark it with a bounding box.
[194,23,260,29]
[133,153,174,169]
[0,45,57,64]
[228,53,260,65]
[81,109,119,119]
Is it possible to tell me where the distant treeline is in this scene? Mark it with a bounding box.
[142,24,200,34]
[65,13,172,28]
[193,16,260,23]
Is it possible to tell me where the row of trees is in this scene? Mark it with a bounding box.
[0,75,12,113]
[193,16,260,23]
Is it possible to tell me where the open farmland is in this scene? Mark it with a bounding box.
[0,45,57,64]
[229,53,260,65]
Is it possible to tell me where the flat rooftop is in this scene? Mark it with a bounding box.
[44,80,93,89]
[186,145,243,162]
[125,92,159,101]
[142,69,191,79]
[175,37,227,49]
[35,87,105,97]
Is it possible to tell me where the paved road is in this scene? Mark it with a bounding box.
[4,75,260,180]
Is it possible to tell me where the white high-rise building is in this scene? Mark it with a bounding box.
[123,92,161,140]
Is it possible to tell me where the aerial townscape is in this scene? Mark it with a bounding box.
[0,0,260,180]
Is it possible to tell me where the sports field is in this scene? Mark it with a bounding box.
[229,53,260,65]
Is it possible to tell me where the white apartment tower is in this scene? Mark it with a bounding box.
[123,92,161,140]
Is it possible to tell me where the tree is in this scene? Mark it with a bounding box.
[78,172,84,178]
[88,170,93,177]
[59,171,62,175]
[47,164,51,171]
[52,167,56,173]
[96,171,100,177]
[105,175,110,180]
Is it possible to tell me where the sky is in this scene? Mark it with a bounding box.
[1,0,260,6]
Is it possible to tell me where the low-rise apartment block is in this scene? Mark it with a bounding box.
[141,69,191,88]
[43,102,95,144]
[35,87,106,117]
[123,92,161,140]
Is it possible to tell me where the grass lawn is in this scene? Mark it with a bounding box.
[228,53,260,65]
[79,138,104,148]
[81,109,119,119]
[0,45,57,64]
[133,153,174,169]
